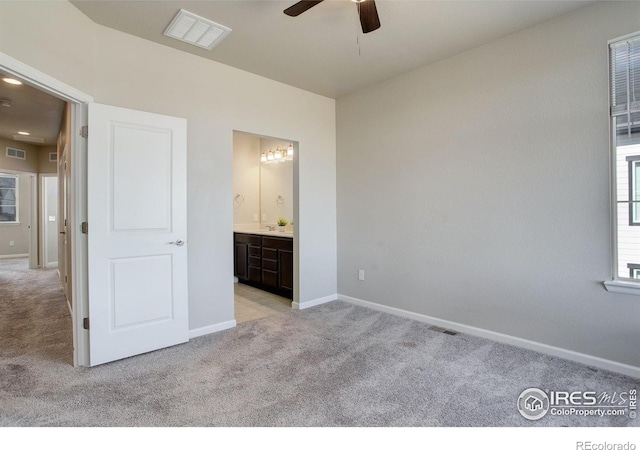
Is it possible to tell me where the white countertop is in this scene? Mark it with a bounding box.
[234,229,294,238]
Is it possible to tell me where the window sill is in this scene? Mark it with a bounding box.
[604,279,640,296]
[0,222,20,226]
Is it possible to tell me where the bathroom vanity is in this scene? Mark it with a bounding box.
[234,231,293,299]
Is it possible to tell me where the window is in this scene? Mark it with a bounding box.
[627,156,640,225]
[0,174,18,223]
[628,263,640,279]
[609,33,640,287]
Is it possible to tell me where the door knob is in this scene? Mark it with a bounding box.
[168,239,185,246]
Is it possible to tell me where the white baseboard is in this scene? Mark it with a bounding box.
[292,294,337,310]
[0,253,28,259]
[189,320,236,339]
[45,262,58,269]
[337,294,640,379]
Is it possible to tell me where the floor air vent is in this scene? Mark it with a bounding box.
[429,325,458,336]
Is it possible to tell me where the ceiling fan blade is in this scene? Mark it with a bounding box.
[284,0,325,17]
[358,0,381,33]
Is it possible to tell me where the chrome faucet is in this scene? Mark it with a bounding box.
[265,225,276,231]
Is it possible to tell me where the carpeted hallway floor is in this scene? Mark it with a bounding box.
[0,257,637,427]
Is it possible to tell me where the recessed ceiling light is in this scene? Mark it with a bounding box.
[2,78,22,85]
[0,99,12,108]
[17,131,30,136]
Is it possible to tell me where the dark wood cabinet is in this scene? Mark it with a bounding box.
[233,232,293,299]
[279,249,293,291]
[234,242,248,281]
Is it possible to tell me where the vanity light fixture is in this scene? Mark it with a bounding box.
[261,145,294,164]
[17,131,30,136]
[2,77,22,85]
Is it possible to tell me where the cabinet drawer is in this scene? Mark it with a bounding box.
[248,245,261,256]
[262,269,278,288]
[262,237,293,251]
[249,266,261,283]
[235,233,262,245]
[249,256,261,267]
[262,248,277,260]
[262,258,277,271]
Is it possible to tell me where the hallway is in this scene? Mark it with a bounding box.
[0,257,72,366]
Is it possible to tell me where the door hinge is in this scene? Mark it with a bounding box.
[64,275,68,283]
[80,125,88,138]
[81,222,88,234]
[83,318,90,330]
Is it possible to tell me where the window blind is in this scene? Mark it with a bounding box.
[610,35,640,138]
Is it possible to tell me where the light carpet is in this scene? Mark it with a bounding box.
[0,258,637,426]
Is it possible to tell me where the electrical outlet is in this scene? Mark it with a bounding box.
[358,269,365,281]
[253,214,258,222]
[262,213,267,221]
[9,241,14,247]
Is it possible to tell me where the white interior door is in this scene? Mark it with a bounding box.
[87,103,188,366]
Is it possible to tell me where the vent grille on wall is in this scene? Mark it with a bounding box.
[49,153,57,162]
[6,147,26,160]
[163,9,231,50]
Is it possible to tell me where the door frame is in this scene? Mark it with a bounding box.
[39,173,58,269]
[0,52,93,367]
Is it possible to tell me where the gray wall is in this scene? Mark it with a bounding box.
[1,1,337,330]
[232,132,261,227]
[337,1,640,368]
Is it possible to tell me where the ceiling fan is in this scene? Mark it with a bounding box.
[284,0,381,34]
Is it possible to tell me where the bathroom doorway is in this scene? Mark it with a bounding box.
[232,130,298,324]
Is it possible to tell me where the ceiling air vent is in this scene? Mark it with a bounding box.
[163,9,231,50]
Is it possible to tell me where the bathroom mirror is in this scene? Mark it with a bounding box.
[232,132,293,229]
[259,138,293,227]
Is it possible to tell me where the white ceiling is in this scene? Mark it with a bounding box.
[0,1,594,145]
[70,0,593,98]
[0,71,66,147]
